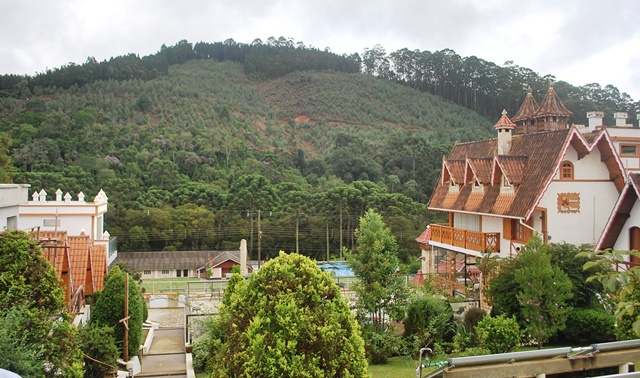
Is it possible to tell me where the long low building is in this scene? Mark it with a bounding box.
[113,247,253,279]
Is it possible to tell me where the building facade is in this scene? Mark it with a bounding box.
[418,87,626,284]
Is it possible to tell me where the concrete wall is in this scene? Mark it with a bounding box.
[0,184,29,230]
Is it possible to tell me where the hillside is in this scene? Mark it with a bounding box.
[0,58,492,263]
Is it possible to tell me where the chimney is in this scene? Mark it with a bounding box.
[614,112,629,127]
[494,109,516,155]
[637,113,640,128]
[240,239,248,277]
[587,111,604,129]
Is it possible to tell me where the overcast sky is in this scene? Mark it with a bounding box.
[1,0,639,101]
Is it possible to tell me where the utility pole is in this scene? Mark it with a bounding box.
[257,210,262,268]
[326,220,330,262]
[295,209,299,254]
[339,207,343,259]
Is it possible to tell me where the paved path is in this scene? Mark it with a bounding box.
[138,308,188,377]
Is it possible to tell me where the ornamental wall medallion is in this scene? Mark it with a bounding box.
[557,193,580,213]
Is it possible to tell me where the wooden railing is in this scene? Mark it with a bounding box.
[430,224,500,253]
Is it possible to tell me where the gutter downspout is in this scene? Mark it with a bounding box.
[519,219,538,235]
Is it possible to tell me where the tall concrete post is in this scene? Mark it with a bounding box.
[240,239,248,277]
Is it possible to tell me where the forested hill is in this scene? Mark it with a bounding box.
[1,38,636,124]
[0,38,635,266]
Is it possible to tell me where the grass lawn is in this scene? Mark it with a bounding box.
[368,355,426,378]
[140,278,228,294]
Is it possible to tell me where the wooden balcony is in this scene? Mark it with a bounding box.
[429,224,500,253]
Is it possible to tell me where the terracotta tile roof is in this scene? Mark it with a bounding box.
[496,155,527,184]
[39,231,68,281]
[68,235,90,291]
[415,227,431,245]
[91,244,107,293]
[429,126,625,220]
[430,129,570,219]
[444,159,466,185]
[512,89,539,123]
[467,158,493,184]
[211,251,240,268]
[114,250,234,271]
[464,192,484,212]
[494,109,516,130]
[38,231,71,302]
[532,86,573,118]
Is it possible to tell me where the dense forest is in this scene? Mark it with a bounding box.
[0,38,637,268]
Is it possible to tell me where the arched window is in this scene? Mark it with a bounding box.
[560,161,573,180]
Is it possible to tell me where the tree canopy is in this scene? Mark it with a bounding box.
[0,230,83,377]
[207,252,369,377]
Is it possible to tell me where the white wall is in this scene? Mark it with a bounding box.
[18,213,96,238]
[530,145,619,245]
[538,182,618,245]
[0,184,29,230]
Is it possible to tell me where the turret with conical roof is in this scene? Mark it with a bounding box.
[532,84,572,132]
[512,86,539,134]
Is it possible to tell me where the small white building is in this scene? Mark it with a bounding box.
[0,183,30,230]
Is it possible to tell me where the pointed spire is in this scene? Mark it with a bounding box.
[532,86,572,118]
[512,87,540,124]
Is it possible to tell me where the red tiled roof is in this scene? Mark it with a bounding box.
[494,109,516,130]
[496,155,527,184]
[512,89,539,123]
[532,86,573,118]
[416,227,431,245]
[39,231,68,281]
[467,158,493,185]
[91,245,107,292]
[39,231,71,302]
[444,159,466,185]
[429,127,624,220]
[68,235,90,292]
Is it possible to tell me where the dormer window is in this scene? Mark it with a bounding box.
[448,179,459,193]
[472,180,484,193]
[501,175,510,188]
[560,161,574,180]
[500,175,515,194]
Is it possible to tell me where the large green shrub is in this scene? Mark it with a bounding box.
[454,307,487,351]
[209,252,369,377]
[91,266,145,359]
[404,292,455,356]
[556,308,615,345]
[79,324,119,378]
[475,315,521,354]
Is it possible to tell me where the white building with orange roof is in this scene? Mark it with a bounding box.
[1,185,114,319]
[17,188,117,266]
[417,86,626,290]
